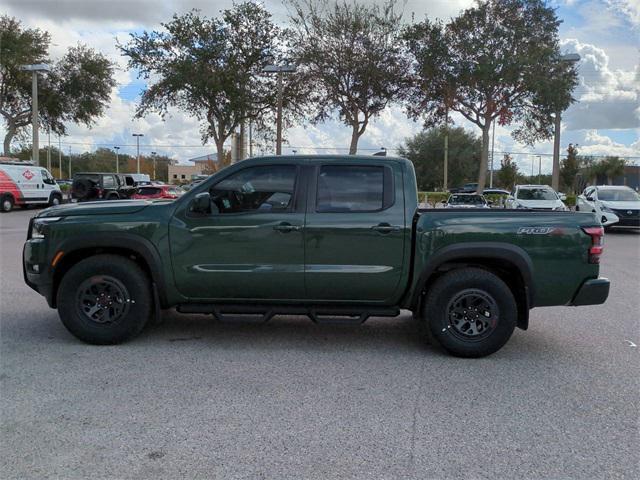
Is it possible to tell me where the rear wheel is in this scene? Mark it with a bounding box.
[57,255,152,344]
[1,194,14,212]
[422,268,517,358]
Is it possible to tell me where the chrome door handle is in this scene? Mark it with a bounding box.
[274,222,301,233]
[372,223,401,233]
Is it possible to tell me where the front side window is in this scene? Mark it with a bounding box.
[210,165,297,214]
[316,165,387,212]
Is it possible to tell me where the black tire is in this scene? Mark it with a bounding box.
[574,205,579,211]
[57,254,152,344]
[106,192,120,200]
[49,192,63,207]
[422,268,517,358]
[1,194,14,212]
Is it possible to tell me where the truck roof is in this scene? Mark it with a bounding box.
[246,154,412,165]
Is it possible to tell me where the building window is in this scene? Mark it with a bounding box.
[173,174,178,179]
[181,174,186,179]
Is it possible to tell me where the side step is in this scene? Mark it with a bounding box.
[176,303,400,325]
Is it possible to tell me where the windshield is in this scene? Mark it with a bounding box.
[598,188,640,202]
[449,194,486,205]
[517,188,557,200]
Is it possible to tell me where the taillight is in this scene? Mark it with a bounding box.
[582,226,604,264]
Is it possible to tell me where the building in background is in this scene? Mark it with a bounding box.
[168,153,218,184]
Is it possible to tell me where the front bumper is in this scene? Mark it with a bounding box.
[570,277,610,306]
[23,241,55,307]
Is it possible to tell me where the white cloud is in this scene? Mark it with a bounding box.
[561,38,639,131]
[604,0,640,26]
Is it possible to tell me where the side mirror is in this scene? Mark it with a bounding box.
[586,196,594,202]
[191,192,211,214]
[559,194,567,201]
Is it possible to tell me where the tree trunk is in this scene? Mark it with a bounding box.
[349,124,360,155]
[607,175,613,185]
[3,122,16,156]
[216,139,225,166]
[476,124,491,193]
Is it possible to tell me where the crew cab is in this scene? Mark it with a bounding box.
[23,156,610,357]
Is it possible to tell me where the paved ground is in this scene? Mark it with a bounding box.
[1,207,639,479]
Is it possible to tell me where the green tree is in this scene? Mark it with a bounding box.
[496,154,520,190]
[121,3,285,160]
[560,143,580,193]
[398,126,481,191]
[0,16,116,156]
[287,0,409,154]
[600,156,626,185]
[403,0,578,192]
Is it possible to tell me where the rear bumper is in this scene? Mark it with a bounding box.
[570,277,610,306]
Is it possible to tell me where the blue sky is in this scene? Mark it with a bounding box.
[1,0,638,172]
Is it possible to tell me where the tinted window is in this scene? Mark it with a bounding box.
[137,187,161,195]
[210,165,296,214]
[317,165,386,212]
[102,175,116,188]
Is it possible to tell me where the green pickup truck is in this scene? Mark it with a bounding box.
[23,155,610,357]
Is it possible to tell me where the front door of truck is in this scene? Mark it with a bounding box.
[169,163,306,300]
[304,161,407,303]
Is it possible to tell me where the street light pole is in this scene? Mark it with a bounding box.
[132,133,143,173]
[151,151,157,180]
[552,53,580,192]
[537,155,542,184]
[263,63,297,156]
[443,106,448,191]
[21,64,50,165]
[114,146,120,174]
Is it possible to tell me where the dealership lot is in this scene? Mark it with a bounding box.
[1,208,639,479]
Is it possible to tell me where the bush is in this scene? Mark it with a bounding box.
[563,194,576,207]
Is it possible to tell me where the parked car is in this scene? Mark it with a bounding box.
[505,185,569,211]
[71,173,136,202]
[576,185,640,229]
[24,155,609,358]
[1,161,63,212]
[132,185,184,200]
[444,193,489,208]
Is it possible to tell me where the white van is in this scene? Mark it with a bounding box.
[0,161,63,212]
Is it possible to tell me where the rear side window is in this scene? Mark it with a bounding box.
[210,165,297,214]
[102,175,116,188]
[316,165,392,212]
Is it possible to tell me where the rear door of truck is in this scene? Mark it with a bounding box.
[303,159,407,303]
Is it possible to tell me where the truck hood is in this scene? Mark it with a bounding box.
[36,200,151,218]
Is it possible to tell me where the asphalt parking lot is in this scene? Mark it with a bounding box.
[1,207,639,479]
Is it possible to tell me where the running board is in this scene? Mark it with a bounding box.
[176,303,400,325]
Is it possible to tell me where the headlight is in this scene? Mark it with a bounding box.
[600,204,614,213]
[30,217,62,239]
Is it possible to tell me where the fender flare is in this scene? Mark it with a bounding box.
[410,242,535,309]
[53,232,168,307]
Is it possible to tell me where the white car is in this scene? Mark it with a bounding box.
[444,193,490,208]
[576,185,640,229]
[505,185,569,211]
[0,161,63,212]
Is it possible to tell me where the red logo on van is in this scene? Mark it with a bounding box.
[22,169,34,180]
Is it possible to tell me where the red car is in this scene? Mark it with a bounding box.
[132,185,184,200]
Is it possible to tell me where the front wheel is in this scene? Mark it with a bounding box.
[57,254,152,344]
[49,192,62,207]
[422,268,517,358]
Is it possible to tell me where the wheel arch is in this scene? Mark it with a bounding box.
[411,243,534,330]
[51,233,168,309]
